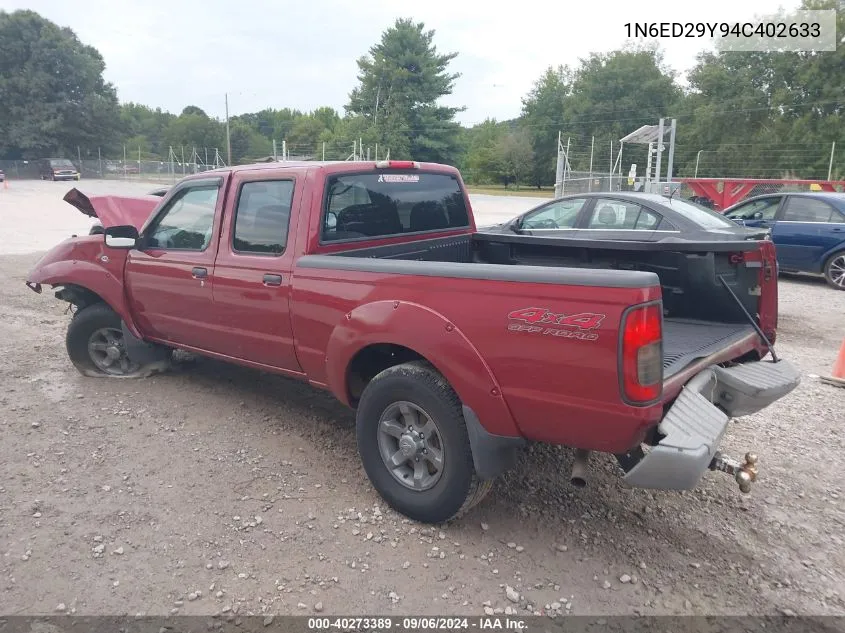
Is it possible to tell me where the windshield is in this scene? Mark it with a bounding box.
[50,159,75,168]
[663,198,739,229]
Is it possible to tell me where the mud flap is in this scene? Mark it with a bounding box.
[462,405,526,480]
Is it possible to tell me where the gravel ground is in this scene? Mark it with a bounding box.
[0,181,844,618]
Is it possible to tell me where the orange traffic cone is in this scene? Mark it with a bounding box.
[821,338,845,388]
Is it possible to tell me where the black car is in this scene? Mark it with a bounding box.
[39,158,80,181]
[481,192,767,242]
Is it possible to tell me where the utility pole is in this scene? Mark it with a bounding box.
[666,118,677,184]
[829,142,836,181]
[225,93,232,165]
[588,136,594,192]
[654,118,665,187]
[554,131,564,198]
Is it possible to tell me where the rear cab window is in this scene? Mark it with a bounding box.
[321,171,470,242]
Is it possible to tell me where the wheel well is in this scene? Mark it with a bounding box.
[825,250,845,267]
[346,343,428,406]
[55,284,106,311]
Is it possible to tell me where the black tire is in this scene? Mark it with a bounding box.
[356,360,492,524]
[89,224,104,235]
[66,303,143,377]
[823,252,845,290]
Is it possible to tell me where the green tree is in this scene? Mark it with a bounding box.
[181,105,208,117]
[120,103,175,157]
[461,118,509,184]
[228,122,272,163]
[163,112,224,155]
[0,9,122,159]
[495,128,534,188]
[564,47,680,174]
[673,0,844,179]
[345,18,464,163]
[520,65,572,187]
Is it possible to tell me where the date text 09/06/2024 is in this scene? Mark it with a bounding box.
[307,616,528,631]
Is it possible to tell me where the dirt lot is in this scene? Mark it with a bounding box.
[0,180,844,618]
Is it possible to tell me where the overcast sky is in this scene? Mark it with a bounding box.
[3,0,801,125]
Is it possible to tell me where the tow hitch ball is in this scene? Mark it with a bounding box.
[709,452,758,493]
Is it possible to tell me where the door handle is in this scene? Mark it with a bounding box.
[832,227,844,232]
[263,273,283,286]
[192,267,208,279]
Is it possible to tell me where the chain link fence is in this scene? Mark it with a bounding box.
[0,156,217,184]
[0,142,388,184]
[556,172,845,207]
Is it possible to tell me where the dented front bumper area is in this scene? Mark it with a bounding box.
[620,358,801,494]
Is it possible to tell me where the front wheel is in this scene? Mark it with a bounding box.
[66,304,144,377]
[824,253,845,290]
[355,360,492,524]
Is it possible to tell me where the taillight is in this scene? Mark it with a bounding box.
[620,303,663,405]
[375,160,419,169]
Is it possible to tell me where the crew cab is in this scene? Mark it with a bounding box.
[25,160,800,524]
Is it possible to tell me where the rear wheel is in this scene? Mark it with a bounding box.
[824,253,845,290]
[66,304,143,377]
[356,360,492,524]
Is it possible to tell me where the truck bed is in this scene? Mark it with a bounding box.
[318,232,767,382]
[662,319,755,379]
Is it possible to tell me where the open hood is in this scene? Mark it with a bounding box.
[63,188,160,230]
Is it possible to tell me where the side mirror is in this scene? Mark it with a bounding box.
[326,212,338,230]
[104,224,140,249]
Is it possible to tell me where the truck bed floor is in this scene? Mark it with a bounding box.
[663,319,756,379]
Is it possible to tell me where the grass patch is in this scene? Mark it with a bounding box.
[465,185,555,198]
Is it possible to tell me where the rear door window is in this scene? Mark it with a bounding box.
[322,171,469,242]
[232,180,294,255]
[587,199,665,231]
[781,197,837,223]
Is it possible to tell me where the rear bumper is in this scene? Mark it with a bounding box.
[622,358,800,491]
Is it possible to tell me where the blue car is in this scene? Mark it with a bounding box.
[723,192,845,290]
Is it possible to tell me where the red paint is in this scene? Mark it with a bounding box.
[63,187,160,229]
[27,161,778,456]
[681,178,845,211]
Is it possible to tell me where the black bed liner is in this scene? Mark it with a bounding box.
[663,319,755,379]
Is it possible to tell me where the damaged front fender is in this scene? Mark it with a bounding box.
[25,236,143,339]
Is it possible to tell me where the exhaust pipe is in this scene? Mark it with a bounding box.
[570,449,591,488]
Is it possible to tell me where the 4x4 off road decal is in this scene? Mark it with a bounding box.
[507,307,605,341]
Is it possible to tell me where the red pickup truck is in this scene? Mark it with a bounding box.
[26,160,800,524]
